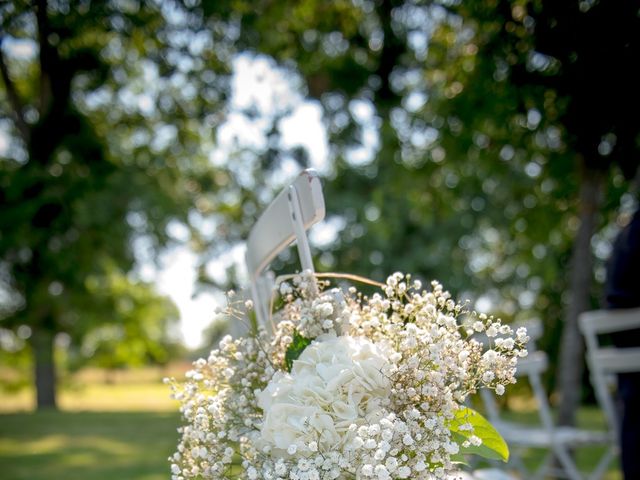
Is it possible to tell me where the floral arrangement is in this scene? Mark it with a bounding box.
[167,272,529,480]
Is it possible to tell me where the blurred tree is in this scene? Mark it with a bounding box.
[0,0,229,408]
[203,0,639,427]
[0,327,32,392]
[412,0,640,426]
[67,270,181,375]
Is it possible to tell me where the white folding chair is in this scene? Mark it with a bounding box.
[245,169,325,328]
[579,308,640,476]
[477,319,611,480]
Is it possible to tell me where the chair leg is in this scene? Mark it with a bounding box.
[554,445,584,480]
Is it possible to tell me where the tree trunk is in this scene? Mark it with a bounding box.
[31,327,57,410]
[556,166,604,426]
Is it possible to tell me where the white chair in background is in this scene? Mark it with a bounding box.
[579,308,640,476]
[477,318,611,480]
[245,169,325,328]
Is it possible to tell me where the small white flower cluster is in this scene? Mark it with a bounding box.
[168,272,528,480]
[278,276,350,338]
[166,333,274,479]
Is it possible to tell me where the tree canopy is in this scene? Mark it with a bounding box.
[1,0,638,423]
[200,0,639,424]
[0,0,230,408]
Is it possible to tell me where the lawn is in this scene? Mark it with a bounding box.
[0,366,185,480]
[0,369,623,480]
[0,382,179,412]
[0,410,180,480]
[0,364,188,413]
[0,406,622,480]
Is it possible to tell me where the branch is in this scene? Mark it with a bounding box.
[0,36,30,143]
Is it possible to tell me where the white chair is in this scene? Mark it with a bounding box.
[579,308,640,475]
[245,169,325,329]
[477,319,611,480]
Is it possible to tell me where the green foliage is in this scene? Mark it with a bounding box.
[284,330,313,372]
[67,270,180,371]
[0,1,230,406]
[450,406,509,463]
[2,0,638,414]
[0,329,32,392]
[208,0,638,402]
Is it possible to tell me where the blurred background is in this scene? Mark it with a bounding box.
[1,0,638,479]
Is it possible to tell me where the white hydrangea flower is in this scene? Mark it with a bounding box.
[256,335,392,455]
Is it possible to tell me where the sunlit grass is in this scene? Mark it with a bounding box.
[0,407,622,480]
[0,383,180,412]
[0,363,190,412]
[0,367,188,478]
[0,411,180,480]
[0,368,623,479]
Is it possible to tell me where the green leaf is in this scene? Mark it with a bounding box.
[284,331,313,372]
[449,407,509,462]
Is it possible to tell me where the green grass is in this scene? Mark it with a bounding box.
[0,369,623,480]
[0,364,189,412]
[0,383,180,413]
[0,410,181,480]
[0,366,186,479]
[0,407,622,480]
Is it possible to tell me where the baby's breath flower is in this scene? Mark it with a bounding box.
[169,272,528,479]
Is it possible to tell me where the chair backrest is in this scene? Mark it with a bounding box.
[245,169,325,327]
[579,308,640,439]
